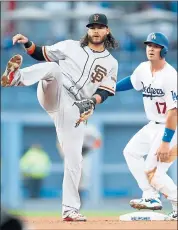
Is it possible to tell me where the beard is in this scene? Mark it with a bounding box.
[88,34,107,45]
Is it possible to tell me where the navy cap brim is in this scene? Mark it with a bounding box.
[86,23,108,28]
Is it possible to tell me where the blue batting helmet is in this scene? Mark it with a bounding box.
[144,32,168,58]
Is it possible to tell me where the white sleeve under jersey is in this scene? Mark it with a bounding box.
[130,62,145,91]
[42,40,69,62]
[164,70,177,111]
[98,61,118,95]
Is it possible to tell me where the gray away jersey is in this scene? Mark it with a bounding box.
[42,40,118,99]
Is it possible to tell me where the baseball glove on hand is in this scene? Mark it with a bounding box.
[73,98,96,127]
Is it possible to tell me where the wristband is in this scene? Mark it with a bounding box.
[162,128,175,142]
[24,41,32,48]
[24,41,36,55]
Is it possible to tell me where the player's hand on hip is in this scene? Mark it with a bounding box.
[12,34,29,45]
[156,142,170,162]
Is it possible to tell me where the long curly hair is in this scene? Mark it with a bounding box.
[80,32,119,50]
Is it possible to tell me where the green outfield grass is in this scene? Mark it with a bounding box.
[10,210,124,217]
[10,209,170,217]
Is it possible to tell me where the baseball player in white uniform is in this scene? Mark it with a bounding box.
[1,14,118,221]
[116,32,177,220]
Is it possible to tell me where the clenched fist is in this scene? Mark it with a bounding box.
[12,34,29,45]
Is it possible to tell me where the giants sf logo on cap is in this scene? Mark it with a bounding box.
[94,14,99,21]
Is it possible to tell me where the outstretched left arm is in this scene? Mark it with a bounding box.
[116,76,133,92]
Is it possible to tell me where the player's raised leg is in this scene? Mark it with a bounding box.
[1,55,62,87]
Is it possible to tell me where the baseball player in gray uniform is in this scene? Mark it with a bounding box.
[1,14,118,221]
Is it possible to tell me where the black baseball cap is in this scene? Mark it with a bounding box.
[86,13,108,28]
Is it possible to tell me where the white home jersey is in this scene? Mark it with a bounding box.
[131,61,177,123]
[42,40,118,99]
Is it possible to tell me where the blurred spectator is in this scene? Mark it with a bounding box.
[20,144,51,198]
[57,124,102,206]
[136,2,152,11]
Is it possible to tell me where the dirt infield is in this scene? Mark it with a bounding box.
[23,216,177,230]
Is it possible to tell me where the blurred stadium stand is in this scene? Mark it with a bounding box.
[1,1,177,210]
